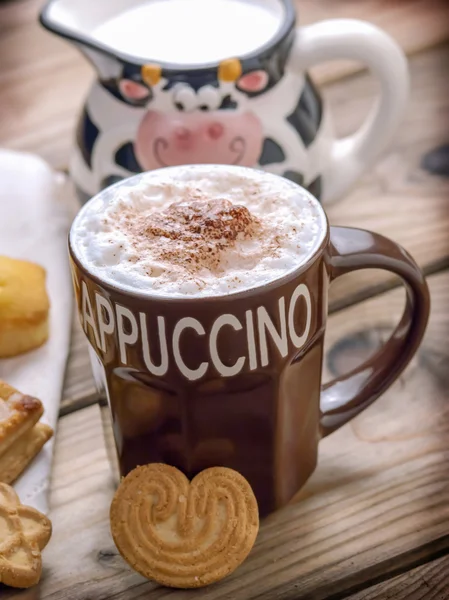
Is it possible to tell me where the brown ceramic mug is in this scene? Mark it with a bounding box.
[69,167,430,517]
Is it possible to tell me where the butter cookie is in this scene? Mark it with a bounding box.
[0,256,49,357]
[0,483,52,587]
[110,464,259,588]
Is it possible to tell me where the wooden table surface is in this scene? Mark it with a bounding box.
[1,1,449,598]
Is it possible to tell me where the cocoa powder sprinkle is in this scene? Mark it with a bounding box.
[121,197,271,274]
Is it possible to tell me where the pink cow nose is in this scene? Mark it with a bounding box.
[208,122,224,140]
[174,126,192,147]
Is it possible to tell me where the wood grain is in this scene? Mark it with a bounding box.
[346,554,449,599]
[60,313,96,415]
[4,272,448,600]
[302,0,449,85]
[0,0,447,169]
[0,0,92,170]
[298,271,448,502]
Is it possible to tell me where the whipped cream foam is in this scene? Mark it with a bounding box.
[70,166,326,297]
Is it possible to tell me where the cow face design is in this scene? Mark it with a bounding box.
[74,42,325,202]
[117,60,269,170]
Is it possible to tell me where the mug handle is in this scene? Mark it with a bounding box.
[289,19,409,203]
[320,226,430,437]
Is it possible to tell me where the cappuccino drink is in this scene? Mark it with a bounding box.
[71,166,327,515]
[70,165,429,516]
[71,165,325,296]
[72,166,324,380]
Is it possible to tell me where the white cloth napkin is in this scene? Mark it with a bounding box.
[0,149,76,514]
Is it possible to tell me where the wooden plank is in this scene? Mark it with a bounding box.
[297,272,449,503]
[4,272,448,599]
[346,554,449,599]
[0,0,447,169]
[60,313,96,415]
[0,0,92,170]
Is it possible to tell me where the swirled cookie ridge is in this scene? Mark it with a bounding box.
[110,463,259,588]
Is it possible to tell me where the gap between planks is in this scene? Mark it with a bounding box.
[344,552,449,600]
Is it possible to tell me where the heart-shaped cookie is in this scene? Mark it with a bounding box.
[110,464,259,588]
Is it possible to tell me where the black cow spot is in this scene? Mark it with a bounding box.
[101,175,124,190]
[259,138,286,165]
[114,142,142,173]
[283,170,304,186]
[76,108,99,169]
[102,79,127,102]
[287,75,323,148]
[307,175,322,200]
[421,144,449,177]
[102,78,151,107]
[219,94,238,110]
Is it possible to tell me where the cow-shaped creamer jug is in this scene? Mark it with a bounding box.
[40,0,409,204]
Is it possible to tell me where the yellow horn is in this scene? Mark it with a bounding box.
[218,58,242,82]
[141,63,162,86]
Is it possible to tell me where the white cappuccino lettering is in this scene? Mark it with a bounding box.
[257,297,289,367]
[116,304,138,365]
[140,313,169,377]
[288,283,312,348]
[81,280,100,348]
[173,318,209,381]
[95,293,115,353]
[245,310,258,371]
[80,281,314,382]
[210,315,246,377]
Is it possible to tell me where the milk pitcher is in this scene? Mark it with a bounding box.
[40,0,409,204]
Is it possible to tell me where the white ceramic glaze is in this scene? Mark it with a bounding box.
[290,19,410,202]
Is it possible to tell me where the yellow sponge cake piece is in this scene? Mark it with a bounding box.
[0,256,50,358]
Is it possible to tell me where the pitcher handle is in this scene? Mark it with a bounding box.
[289,19,409,203]
[320,226,430,437]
